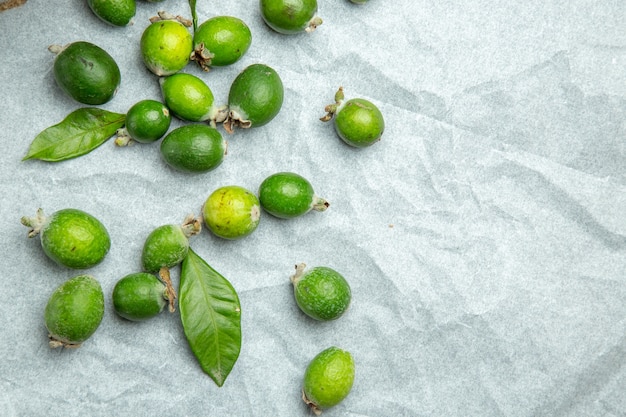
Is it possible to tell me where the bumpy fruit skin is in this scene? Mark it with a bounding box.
[87,0,136,26]
[112,272,167,321]
[52,41,121,105]
[160,124,225,173]
[140,19,193,76]
[291,264,351,321]
[45,275,105,348]
[335,98,384,147]
[124,99,171,143]
[160,73,216,122]
[260,0,322,34]
[259,172,328,219]
[202,186,261,240]
[142,224,190,273]
[303,347,355,414]
[225,64,283,132]
[192,16,252,70]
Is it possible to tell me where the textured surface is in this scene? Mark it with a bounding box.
[1,1,625,416]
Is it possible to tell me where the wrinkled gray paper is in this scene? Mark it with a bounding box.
[1,1,625,416]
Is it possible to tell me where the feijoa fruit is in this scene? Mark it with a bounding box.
[160,124,226,173]
[302,346,355,414]
[291,263,351,321]
[259,172,328,219]
[202,185,261,240]
[191,16,252,71]
[87,0,136,27]
[260,0,322,34]
[116,99,171,146]
[112,272,168,321]
[160,73,227,124]
[140,16,193,76]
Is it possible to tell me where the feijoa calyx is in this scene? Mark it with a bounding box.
[224,64,284,133]
[87,0,136,27]
[45,274,105,348]
[49,41,121,105]
[259,172,328,219]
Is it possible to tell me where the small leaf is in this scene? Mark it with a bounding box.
[180,248,242,387]
[23,108,125,162]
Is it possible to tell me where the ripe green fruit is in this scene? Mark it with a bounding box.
[50,41,121,105]
[116,99,171,145]
[21,208,111,269]
[321,87,384,148]
[160,124,226,173]
[260,0,323,34]
[112,272,168,321]
[202,185,261,240]
[160,73,227,124]
[44,275,105,348]
[87,0,136,26]
[302,347,355,414]
[224,64,284,133]
[291,264,351,321]
[258,172,328,219]
[191,16,252,71]
[140,18,193,76]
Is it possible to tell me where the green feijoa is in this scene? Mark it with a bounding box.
[21,208,111,269]
[260,0,322,34]
[140,18,193,76]
[87,0,136,27]
[112,272,168,321]
[192,16,252,71]
[302,347,355,414]
[160,73,226,124]
[349,0,368,3]
[290,264,351,321]
[202,185,261,240]
[321,87,384,148]
[160,124,226,173]
[116,99,171,146]
[44,275,105,348]
[50,41,121,105]
[258,172,328,219]
[224,64,284,133]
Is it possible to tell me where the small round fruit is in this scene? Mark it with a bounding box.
[160,73,226,123]
[260,0,323,34]
[21,208,111,269]
[224,64,284,133]
[87,0,136,26]
[50,41,121,105]
[202,186,261,240]
[45,275,105,348]
[291,264,351,321]
[160,124,226,173]
[192,16,252,71]
[117,99,171,145]
[259,172,328,219]
[140,18,193,76]
[141,215,201,273]
[302,347,355,414]
[112,272,168,321]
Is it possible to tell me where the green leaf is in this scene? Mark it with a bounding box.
[189,0,198,32]
[23,108,125,162]
[180,248,242,387]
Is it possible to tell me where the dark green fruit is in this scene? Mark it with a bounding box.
[116,99,171,145]
[191,16,252,71]
[44,275,105,348]
[112,272,168,321]
[87,0,136,26]
[160,124,226,173]
[140,17,193,76]
[260,0,322,34]
[291,264,351,321]
[224,64,284,133]
[302,347,355,414]
[202,186,261,240]
[21,208,111,269]
[259,172,328,219]
[50,41,121,105]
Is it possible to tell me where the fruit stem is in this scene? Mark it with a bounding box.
[181,214,202,238]
[290,263,307,284]
[159,266,177,313]
[320,87,344,122]
[47,44,66,55]
[49,336,81,349]
[305,16,323,33]
[311,196,330,212]
[20,208,47,238]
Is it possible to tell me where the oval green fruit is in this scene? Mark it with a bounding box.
[44,275,105,348]
[117,99,171,145]
[291,264,351,321]
[303,346,355,414]
[141,216,201,273]
[160,124,226,173]
[260,0,322,34]
[21,208,110,269]
[87,0,136,26]
[225,64,284,133]
[160,73,225,123]
[202,185,261,240]
[51,41,121,105]
[140,19,193,76]
[112,272,168,321]
[258,172,328,219]
[192,16,252,70]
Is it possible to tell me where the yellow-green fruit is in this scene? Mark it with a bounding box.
[87,0,136,26]
[303,347,355,414]
[202,185,260,240]
[140,19,193,76]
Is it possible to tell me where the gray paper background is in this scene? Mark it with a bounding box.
[1,1,625,416]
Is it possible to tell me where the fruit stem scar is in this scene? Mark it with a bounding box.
[305,16,323,33]
[301,389,322,415]
[181,214,202,237]
[291,263,307,284]
[159,266,177,313]
[20,207,47,238]
[311,196,330,212]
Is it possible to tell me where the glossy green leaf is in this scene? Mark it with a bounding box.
[23,108,125,162]
[180,248,241,387]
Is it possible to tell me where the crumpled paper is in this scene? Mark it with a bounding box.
[1,1,625,416]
